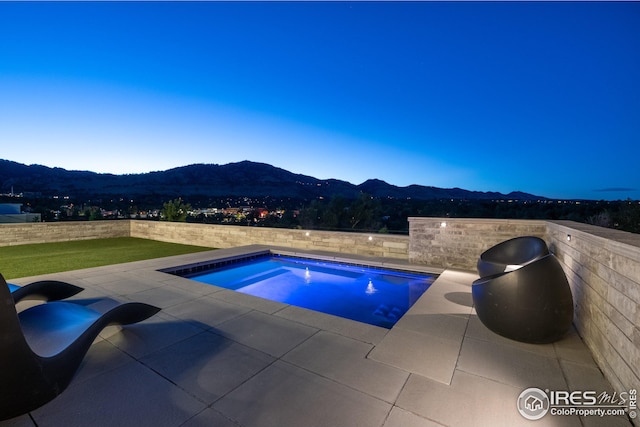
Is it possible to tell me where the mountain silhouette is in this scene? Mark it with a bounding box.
[0,159,544,201]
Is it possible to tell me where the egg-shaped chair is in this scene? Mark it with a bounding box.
[472,254,573,344]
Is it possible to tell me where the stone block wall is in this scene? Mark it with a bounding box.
[129,220,409,259]
[545,220,640,402]
[0,220,409,259]
[0,221,130,247]
[408,217,547,270]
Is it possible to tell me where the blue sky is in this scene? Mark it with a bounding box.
[0,1,638,200]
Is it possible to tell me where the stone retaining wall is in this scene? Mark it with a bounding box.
[0,221,130,246]
[129,220,409,259]
[0,220,409,259]
[546,220,640,405]
[408,217,548,270]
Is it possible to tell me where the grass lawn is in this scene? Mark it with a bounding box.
[0,237,215,280]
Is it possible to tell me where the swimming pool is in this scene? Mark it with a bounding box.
[174,254,436,328]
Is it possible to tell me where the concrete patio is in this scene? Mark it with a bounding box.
[2,245,633,427]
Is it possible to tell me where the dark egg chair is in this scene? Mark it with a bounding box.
[472,253,573,344]
[0,276,160,421]
[477,236,550,278]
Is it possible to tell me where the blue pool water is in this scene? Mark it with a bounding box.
[185,255,436,328]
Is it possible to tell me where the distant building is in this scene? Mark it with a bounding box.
[0,204,41,223]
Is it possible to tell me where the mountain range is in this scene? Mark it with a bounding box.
[0,159,544,202]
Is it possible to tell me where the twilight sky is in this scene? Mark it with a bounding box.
[0,2,638,200]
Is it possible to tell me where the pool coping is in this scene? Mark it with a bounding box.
[157,246,445,277]
[158,245,443,336]
[153,245,468,385]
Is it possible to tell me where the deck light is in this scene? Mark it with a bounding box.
[368,236,373,241]
[305,232,310,237]
[440,222,447,228]
[567,234,572,242]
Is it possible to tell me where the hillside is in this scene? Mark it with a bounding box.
[0,159,544,201]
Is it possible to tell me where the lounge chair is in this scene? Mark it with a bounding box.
[476,236,549,278]
[0,276,161,421]
[5,274,84,303]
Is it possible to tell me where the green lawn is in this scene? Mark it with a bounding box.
[0,237,215,280]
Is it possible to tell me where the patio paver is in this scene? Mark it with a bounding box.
[213,360,392,427]
[283,330,409,403]
[31,360,207,427]
[1,246,633,427]
[141,331,275,405]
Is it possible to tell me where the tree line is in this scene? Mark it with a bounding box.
[4,194,639,235]
[182,195,640,235]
